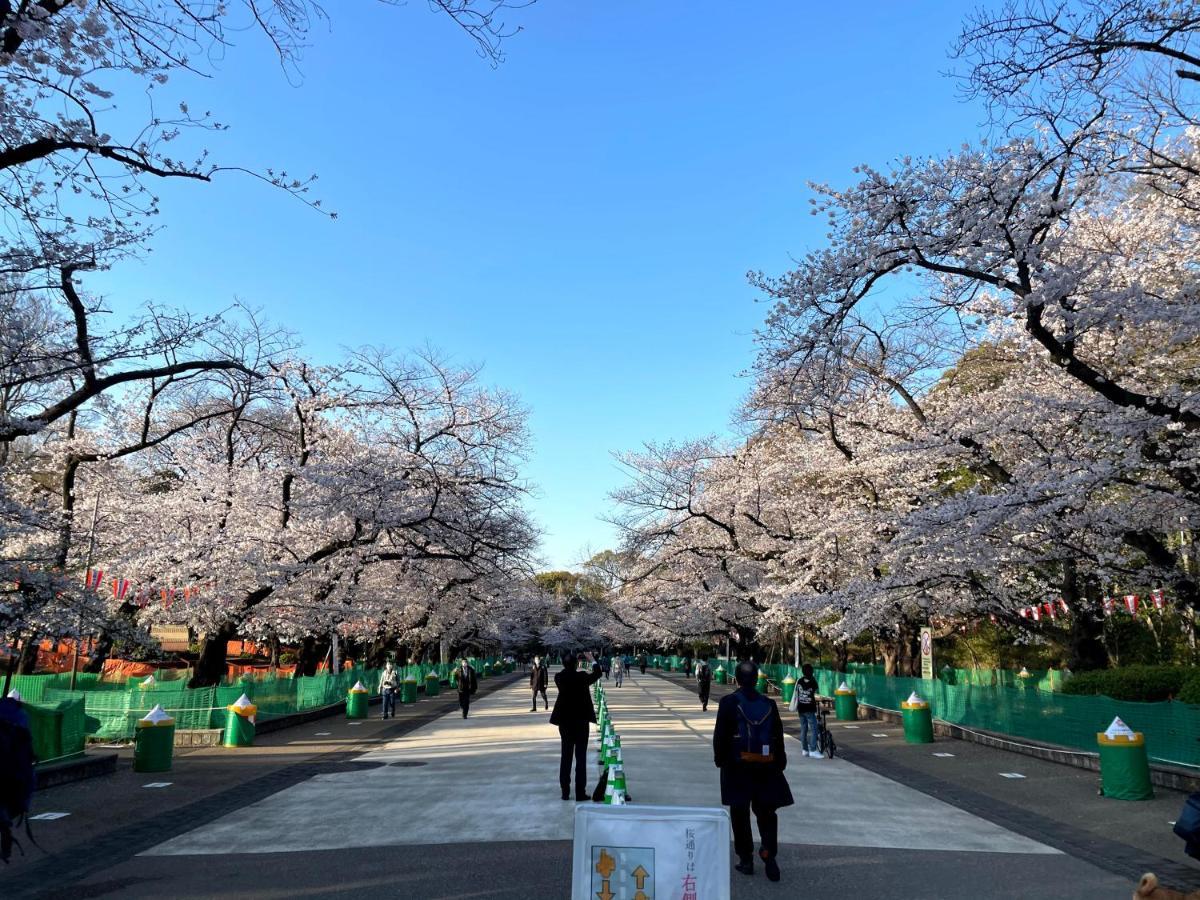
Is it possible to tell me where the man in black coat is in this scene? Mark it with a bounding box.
[529,655,549,711]
[455,658,478,719]
[713,661,793,882]
[696,658,714,711]
[549,652,603,801]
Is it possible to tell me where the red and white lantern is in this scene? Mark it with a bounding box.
[84,568,104,589]
[1151,589,1166,610]
[111,578,131,600]
[1123,594,1140,615]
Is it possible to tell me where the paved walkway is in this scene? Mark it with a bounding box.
[4,670,1138,898]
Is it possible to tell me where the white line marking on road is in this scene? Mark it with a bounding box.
[143,782,172,788]
[30,812,69,820]
[999,772,1026,779]
[841,725,860,729]
[347,722,363,726]
[314,732,332,736]
[933,752,955,757]
[871,733,889,738]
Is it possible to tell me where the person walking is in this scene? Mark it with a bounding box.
[713,661,793,882]
[696,657,713,711]
[455,658,478,719]
[530,655,549,711]
[379,660,400,719]
[549,652,603,801]
[600,655,611,681]
[612,655,624,687]
[638,653,647,675]
[794,663,822,758]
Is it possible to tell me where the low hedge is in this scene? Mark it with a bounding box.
[1062,665,1199,702]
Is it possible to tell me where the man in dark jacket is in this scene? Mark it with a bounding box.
[455,659,478,719]
[696,658,714,711]
[529,655,549,711]
[713,661,793,882]
[638,653,647,675]
[549,652,603,801]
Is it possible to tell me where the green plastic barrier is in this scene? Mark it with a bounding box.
[400,677,417,705]
[223,698,257,747]
[901,697,934,744]
[134,708,175,773]
[834,686,858,721]
[346,684,369,718]
[1098,730,1153,800]
[780,676,796,704]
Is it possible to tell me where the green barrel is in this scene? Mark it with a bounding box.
[133,709,175,773]
[713,665,725,685]
[781,676,796,704]
[1097,732,1153,800]
[401,676,418,704]
[901,700,934,744]
[346,688,368,719]
[425,673,440,697]
[482,662,492,678]
[756,671,769,694]
[834,689,858,721]
[223,705,257,748]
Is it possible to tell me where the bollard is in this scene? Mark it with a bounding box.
[346,680,369,719]
[401,675,418,705]
[834,681,858,721]
[425,672,440,697]
[781,676,796,705]
[223,694,258,747]
[133,705,175,772]
[1097,717,1153,800]
[756,671,769,695]
[900,691,933,744]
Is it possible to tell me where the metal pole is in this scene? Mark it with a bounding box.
[70,493,102,691]
[331,630,339,674]
[793,631,800,669]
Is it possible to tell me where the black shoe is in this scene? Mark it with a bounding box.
[576,792,589,801]
[531,707,537,711]
[561,790,570,801]
[735,858,754,876]
[761,852,780,882]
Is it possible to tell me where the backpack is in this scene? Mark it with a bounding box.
[698,664,712,684]
[734,693,775,764]
[0,698,37,863]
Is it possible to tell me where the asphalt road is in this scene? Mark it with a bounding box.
[0,669,1158,898]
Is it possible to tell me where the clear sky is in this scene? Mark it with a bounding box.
[92,2,985,569]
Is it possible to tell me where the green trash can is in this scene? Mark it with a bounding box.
[425,672,440,697]
[401,675,418,704]
[482,662,492,678]
[756,671,769,695]
[133,705,176,773]
[901,693,934,744]
[223,694,257,747]
[781,676,796,704]
[713,665,726,685]
[346,681,369,719]
[1097,719,1153,800]
[834,683,858,721]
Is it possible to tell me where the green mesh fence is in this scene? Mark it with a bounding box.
[9,656,504,742]
[693,660,1198,767]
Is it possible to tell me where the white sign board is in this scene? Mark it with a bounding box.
[572,804,730,900]
[919,626,933,680]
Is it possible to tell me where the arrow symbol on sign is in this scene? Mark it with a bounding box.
[596,881,613,900]
[634,893,648,900]
[632,865,649,890]
[595,849,616,879]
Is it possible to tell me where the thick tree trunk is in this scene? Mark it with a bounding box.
[832,641,849,671]
[293,636,321,677]
[84,631,113,674]
[1066,563,1107,671]
[189,623,235,687]
[16,635,40,674]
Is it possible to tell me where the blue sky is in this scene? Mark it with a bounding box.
[92,2,985,569]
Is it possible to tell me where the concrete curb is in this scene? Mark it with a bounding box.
[35,750,118,790]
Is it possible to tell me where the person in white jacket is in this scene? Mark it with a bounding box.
[379,661,400,719]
